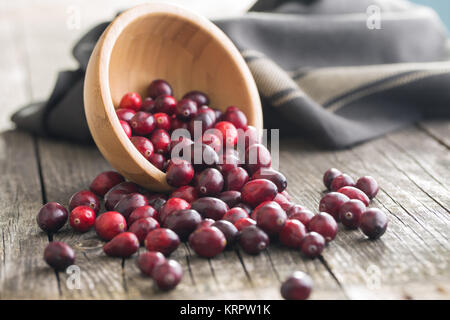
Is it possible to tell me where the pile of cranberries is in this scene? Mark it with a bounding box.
[35,79,388,299]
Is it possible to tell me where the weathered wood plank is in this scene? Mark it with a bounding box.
[418,120,450,149]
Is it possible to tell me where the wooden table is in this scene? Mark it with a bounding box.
[0,0,449,300]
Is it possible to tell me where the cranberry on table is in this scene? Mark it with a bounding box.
[147,194,167,213]
[159,197,191,224]
[70,206,96,233]
[339,199,366,229]
[130,111,155,135]
[308,212,338,242]
[119,92,142,111]
[113,193,148,220]
[129,217,160,245]
[103,232,139,258]
[287,206,314,228]
[163,209,202,241]
[148,79,173,99]
[195,168,224,196]
[223,106,248,130]
[89,171,125,197]
[330,173,355,191]
[137,251,166,277]
[273,193,292,213]
[175,99,198,120]
[145,228,180,256]
[150,129,171,154]
[69,190,100,213]
[318,192,350,221]
[323,168,342,191]
[116,108,136,122]
[280,271,313,300]
[43,242,75,271]
[360,208,388,239]
[36,202,68,234]
[182,90,209,107]
[141,97,156,113]
[197,218,215,229]
[239,225,269,255]
[217,191,241,208]
[254,201,287,236]
[234,202,253,214]
[128,205,158,225]
[152,259,183,290]
[225,167,249,191]
[188,112,215,136]
[251,168,287,193]
[223,207,249,224]
[191,197,229,221]
[94,211,126,241]
[130,136,154,160]
[279,219,307,248]
[234,217,256,231]
[153,112,171,131]
[104,181,140,211]
[171,186,198,203]
[241,179,278,208]
[355,176,379,199]
[337,186,370,206]
[245,143,271,174]
[188,226,227,258]
[149,152,166,171]
[166,159,195,187]
[212,220,239,247]
[154,94,177,115]
[120,120,132,138]
[301,232,325,258]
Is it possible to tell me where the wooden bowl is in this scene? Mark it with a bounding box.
[84,3,262,192]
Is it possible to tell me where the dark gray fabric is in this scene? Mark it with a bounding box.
[11,0,450,148]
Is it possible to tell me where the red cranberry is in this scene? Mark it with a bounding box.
[137,251,166,277]
[197,218,215,229]
[281,190,292,201]
[254,201,287,236]
[217,152,239,173]
[113,193,148,220]
[189,143,219,170]
[339,200,366,229]
[214,121,238,146]
[171,117,189,131]
[148,194,167,213]
[43,242,75,271]
[323,168,342,190]
[239,225,269,255]
[308,212,338,242]
[119,92,141,111]
[148,79,173,99]
[188,226,226,258]
[195,168,224,196]
[241,179,278,208]
[212,220,238,247]
[251,168,287,193]
[164,209,202,241]
[197,106,217,122]
[145,228,180,256]
[120,120,132,138]
[355,176,379,199]
[36,202,68,234]
[191,197,229,221]
[318,192,350,221]
[225,167,249,191]
[280,219,306,248]
[149,152,166,171]
[330,174,355,191]
[245,144,271,174]
[237,125,260,151]
[360,208,388,239]
[288,206,314,228]
[104,232,139,258]
[214,108,223,121]
[224,106,248,130]
[200,132,222,153]
[170,186,198,203]
[150,129,171,154]
[131,136,154,160]
[116,108,136,122]
[128,205,158,225]
[152,259,183,290]
[95,211,126,241]
[189,112,214,136]
[337,186,370,206]
[130,111,155,135]
[234,217,256,231]
[89,171,125,197]
[175,99,198,120]
[141,97,156,113]
[301,232,325,258]
[154,95,177,115]
[218,191,241,208]
[169,137,193,157]
[129,217,160,244]
[280,271,313,300]
[234,202,253,214]
[273,193,293,211]
[223,207,249,224]
[166,159,194,187]
[153,112,171,131]
[70,206,96,232]
[159,198,191,224]
[104,181,139,211]
[182,90,209,106]
[69,190,100,213]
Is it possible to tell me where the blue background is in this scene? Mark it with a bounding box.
[412,0,450,31]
